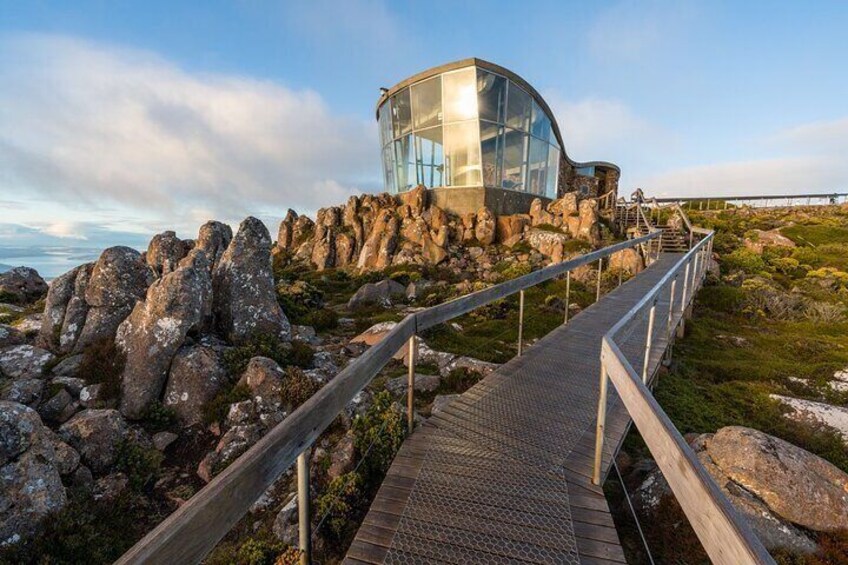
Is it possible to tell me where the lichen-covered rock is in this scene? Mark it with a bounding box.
[442,356,499,378]
[549,192,579,216]
[74,247,152,353]
[576,198,601,245]
[0,267,47,304]
[0,401,67,544]
[357,208,399,271]
[197,424,264,482]
[147,230,190,276]
[1,379,43,406]
[327,432,355,481]
[529,198,554,226]
[117,250,212,419]
[386,373,441,395]
[609,248,644,275]
[350,321,397,346]
[527,229,569,263]
[163,343,228,426]
[398,185,427,216]
[213,217,291,344]
[59,409,128,473]
[195,221,233,271]
[496,215,530,243]
[0,324,24,348]
[0,345,55,379]
[38,388,75,424]
[276,209,299,252]
[37,266,80,350]
[50,355,83,379]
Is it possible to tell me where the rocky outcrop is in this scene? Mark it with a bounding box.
[744,229,796,254]
[147,230,191,276]
[609,248,644,275]
[117,250,213,419]
[0,267,47,304]
[0,401,69,545]
[347,279,406,309]
[195,220,233,270]
[0,345,55,379]
[213,217,291,344]
[59,263,94,354]
[74,247,152,353]
[58,409,127,473]
[163,342,228,426]
[37,267,80,350]
[237,357,285,415]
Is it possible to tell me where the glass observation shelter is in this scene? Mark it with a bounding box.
[376,58,619,215]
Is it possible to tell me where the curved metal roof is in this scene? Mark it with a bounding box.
[375,57,620,174]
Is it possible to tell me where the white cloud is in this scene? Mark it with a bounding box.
[41,221,88,240]
[635,117,848,198]
[0,34,381,235]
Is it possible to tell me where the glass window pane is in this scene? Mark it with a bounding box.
[443,68,478,123]
[414,127,444,188]
[546,146,560,198]
[527,137,549,196]
[411,77,442,130]
[480,121,503,188]
[506,83,531,131]
[393,134,415,191]
[391,89,412,138]
[444,120,481,186]
[379,104,392,148]
[477,70,506,123]
[502,128,527,191]
[530,101,551,140]
[382,145,396,194]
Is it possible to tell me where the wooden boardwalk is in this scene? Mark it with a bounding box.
[345,254,684,565]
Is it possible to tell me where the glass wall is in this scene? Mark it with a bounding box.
[378,64,561,199]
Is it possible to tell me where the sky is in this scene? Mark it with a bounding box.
[1,0,847,255]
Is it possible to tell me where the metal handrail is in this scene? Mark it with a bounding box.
[117,230,661,565]
[592,233,775,564]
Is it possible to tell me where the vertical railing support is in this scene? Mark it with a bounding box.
[678,260,691,337]
[666,277,677,339]
[596,258,603,302]
[642,301,657,383]
[593,362,609,485]
[563,271,571,325]
[517,290,525,356]
[297,449,311,565]
[407,335,416,434]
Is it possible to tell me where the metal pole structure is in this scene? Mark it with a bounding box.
[618,266,623,287]
[657,231,663,260]
[407,335,416,434]
[592,363,608,485]
[517,290,525,356]
[681,261,691,312]
[665,277,678,365]
[297,449,311,565]
[642,301,657,383]
[563,271,571,325]
[596,258,603,302]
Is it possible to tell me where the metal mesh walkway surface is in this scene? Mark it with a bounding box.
[345,253,685,565]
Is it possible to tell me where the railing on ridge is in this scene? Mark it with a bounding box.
[591,229,775,564]
[651,192,848,211]
[116,231,663,565]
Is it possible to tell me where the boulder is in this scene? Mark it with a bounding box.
[0,267,47,304]
[386,373,441,395]
[272,495,299,545]
[496,215,530,243]
[347,279,406,309]
[59,409,128,473]
[152,431,178,452]
[0,345,55,379]
[59,263,94,353]
[357,209,399,271]
[213,217,291,344]
[147,230,190,276]
[609,248,644,275]
[707,426,848,532]
[442,356,499,378]
[529,198,554,226]
[0,402,66,545]
[276,209,299,252]
[195,221,233,270]
[398,185,427,216]
[50,355,83,378]
[1,379,43,406]
[327,432,356,481]
[549,192,579,216]
[74,247,152,352]
[37,267,80,350]
[527,229,569,263]
[197,424,264,482]
[0,324,24,348]
[93,472,129,502]
[78,384,102,408]
[237,357,286,414]
[474,207,496,245]
[744,229,796,254]
[350,321,397,346]
[117,250,213,419]
[163,343,229,426]
[38,388,75,424]
[576,199,601,245]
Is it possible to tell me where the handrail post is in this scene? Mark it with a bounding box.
[596,258,603,302]
[592,361,609,485]
[297,449,311,565]
[657,231,663,259]
[563,271,571,325]
[678,260,691,337]
[517,290,525,356]
[407,335,416,434]
[642,300,657,383]
[666,277,677,339]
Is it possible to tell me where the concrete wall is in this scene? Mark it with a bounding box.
[429,186,548,216]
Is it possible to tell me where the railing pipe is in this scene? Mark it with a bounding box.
[517,289,525,356]
[592,363,609,485]
[666,277,677,340]
[563,271,571,325]
[297,449,311,565]
[596,258,603,301]
[641,301,657,383]
[406,335,416,433]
